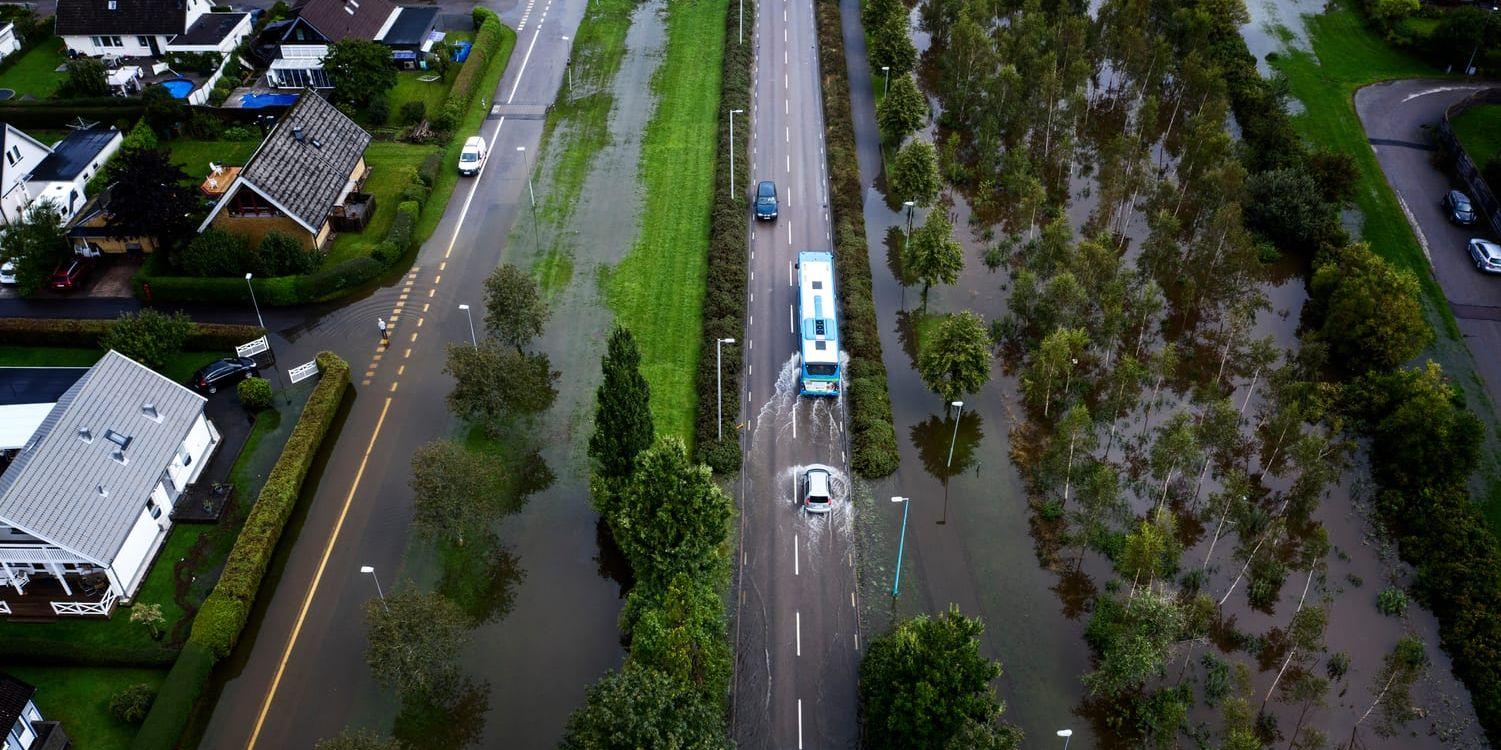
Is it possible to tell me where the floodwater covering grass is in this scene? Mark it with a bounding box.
[1451,103,1501,168]
[1270,8,1449,322]
[8,666,166,750]
[605,0,727,441]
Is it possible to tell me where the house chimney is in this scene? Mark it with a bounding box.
[292,123,305,142]
[78,427,93,443]
[142,403,159,420]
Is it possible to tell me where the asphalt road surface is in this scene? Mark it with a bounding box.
[193,0,591,745]
[1354,79,1501,417]
[729,0,862,745]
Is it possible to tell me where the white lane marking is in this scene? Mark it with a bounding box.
[786,154,791,173]
[788,259,793,285]
[785,125,790,142]
[797,699,804,749]
[796,611,802,656]
[789,305,793,333]
[855,632,860,651]
[794,534,799,575]
[1401,83,1490,103]
[787,220,792,243]
[785,99,788,114]
[749,363,752,375]
[748,339,753,350]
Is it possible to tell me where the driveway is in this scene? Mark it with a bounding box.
[1354,79,1501,413]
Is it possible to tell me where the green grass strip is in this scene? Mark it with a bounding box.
[605,0,728,442]
[1451,104,1501,170]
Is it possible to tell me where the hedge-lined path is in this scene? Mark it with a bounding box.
[191,0,597,746]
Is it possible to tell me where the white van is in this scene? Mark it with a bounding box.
[458,136,488,176]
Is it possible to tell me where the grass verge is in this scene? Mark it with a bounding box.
[8,665,165,750]
[603,0,727,442]
[1451,103,1501,168]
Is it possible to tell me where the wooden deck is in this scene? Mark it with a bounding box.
[0,573,115,619]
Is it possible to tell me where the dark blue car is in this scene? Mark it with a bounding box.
[755,180,778,221]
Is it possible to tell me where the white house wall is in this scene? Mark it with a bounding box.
[109,507,166,598]
[168,413,216,489]
[62,33,174,57]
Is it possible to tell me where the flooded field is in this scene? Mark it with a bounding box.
[852,0,1489,746]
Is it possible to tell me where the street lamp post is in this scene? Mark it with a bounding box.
[516,146,539,251]
[946,400,964,468]
[1057,729,1074,750]
[728,109,744,198]
[561,36,573,94]
[882,65,891,97]
[716,337,736,441]
[458,303,477,347]
[245,272,289,404]
[739,0,744,45]
[892,496,911,597]
[359,565,388,612]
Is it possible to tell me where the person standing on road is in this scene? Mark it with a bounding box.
[377,317,389,342]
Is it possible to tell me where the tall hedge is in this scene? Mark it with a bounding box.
[0,317,263,350]
[692,0,752,473]
[816,0,898,478]
[437,8,507,129]
[188,351,349,658]
[128,643,217,750]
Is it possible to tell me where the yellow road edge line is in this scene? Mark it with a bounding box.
[245,396,395,750]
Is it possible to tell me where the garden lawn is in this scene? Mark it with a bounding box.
[7,665,166,750]
[0,346,216,382]
[1270,8,1452,330]
[1451,104,1501,169]
[164,140,261,183]
[387,70,455,127]
[323,142,442,266]
[0,37,66,99]
[605,0,726,442]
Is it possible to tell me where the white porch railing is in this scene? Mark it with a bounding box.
[51,590,118,616]
[0,601,10,615]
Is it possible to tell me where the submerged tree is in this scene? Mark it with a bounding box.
[918,311,993,402]
[409,440,506,547]
[443,342,559,435]
[890,138,941,207]
[904,208,964,307]
[878,73,929,142]
[483,263,550,353]
[560,667,730,750]
[363,587,471,701]
[589,326,654,481]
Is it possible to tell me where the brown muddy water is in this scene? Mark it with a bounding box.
[852,4,1489,747]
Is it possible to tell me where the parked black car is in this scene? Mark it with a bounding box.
[755,180,778,221]
[1443,190,1478,226]
[191,357,259,393]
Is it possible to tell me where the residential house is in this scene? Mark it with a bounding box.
[198,90,372,251]
[0,367,86,452]
[164,10,251,55]
[0,674,68,750]
[65,185,161,257]
[261,0,439,88]
[0,24,22,63]
[0,350,220,618]
[55,0,214,57]
[0,124,121,225]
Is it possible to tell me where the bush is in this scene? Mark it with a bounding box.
[400,100,426,125]
[439,9,506,130]
[693,0,752,473]
[108,683,156,725]
[237,376,274,412]
[221,125,258,141]
[366,94,390,125]
[419,152,442,185]
[176,228,252,277]
[1310,243,1431,373]
[99,309,194,372]
[129,643,216,750]
[816,0,898,478]
[257,230,320,276]
[296,256,386,301]
[1377,586,1409,616]
[0,317,262,350]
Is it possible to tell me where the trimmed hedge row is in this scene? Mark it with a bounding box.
[0,317,264,351]
[437,8,506,129]
[188,350,349,658]
[815,0,898,478]
[692,0,752,474]
[128,643,216,750]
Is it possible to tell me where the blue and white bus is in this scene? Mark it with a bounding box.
[797,250,841,396]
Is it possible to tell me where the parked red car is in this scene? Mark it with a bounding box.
[48,257,95,291]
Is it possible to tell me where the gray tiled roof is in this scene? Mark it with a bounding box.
[0,351,206,564]
[55,0,186,36]
[237,91,371,232]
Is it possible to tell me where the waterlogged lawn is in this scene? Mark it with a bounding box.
[1270,8,1449,323]
[606,0,726,442]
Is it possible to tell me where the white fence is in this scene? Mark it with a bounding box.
[51,590,118,617]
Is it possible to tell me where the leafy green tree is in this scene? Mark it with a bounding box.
[859,606,1011,750]
[141,85,187,136]
[363,587,471,700]
[107,683,156,724]
[589,326,654,481]
[175,228,252,277]
[560,667,730,750]
[104,147,199,251]
[257,230,319,275]
[102,120,160,184]
[409,440,507,547]
[443,341,559,435]
[0,200,68,296]
[1082,589,1185,696]
[237,377,274,411]
[324,39,397,108]
[868,1,917,75]
[1370,0,1419,27]
[918,311,992,402]
[57,58,108,98]
[877,74,928,142]
[623,573,730,700]
[610,437,732,587]
[1346,361,1481,492]
[1310,242,1430,373]
[1243,166,1343,256]
[315,728,405,750]
[904,208,963,307]
[482,263,549,352]
[889,138,940,207]
[100,310,193,372]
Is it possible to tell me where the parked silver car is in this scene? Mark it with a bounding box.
[1468,238,1501,274]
